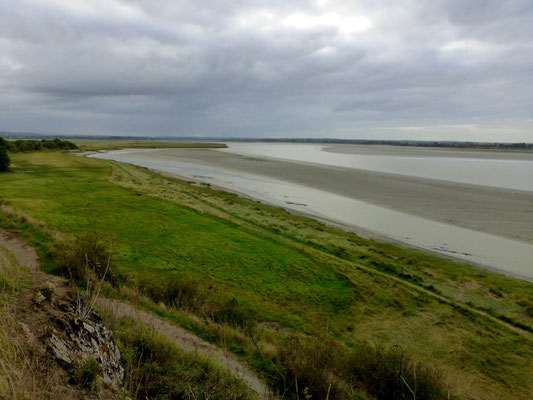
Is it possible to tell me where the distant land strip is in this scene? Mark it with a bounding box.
[1,130,532,149]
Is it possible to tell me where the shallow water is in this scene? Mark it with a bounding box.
[221,143,533,192]
[90,147,533,279]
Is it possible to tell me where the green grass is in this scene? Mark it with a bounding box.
[0,245,29,293]
[1,150,533,399]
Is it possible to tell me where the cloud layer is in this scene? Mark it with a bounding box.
[1,0,532,140]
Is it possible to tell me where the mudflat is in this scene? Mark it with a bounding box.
[322,143,533,160]
[124,147,533,243]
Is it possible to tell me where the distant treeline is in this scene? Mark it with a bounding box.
[4,138,78,152]
[1,130,532,149]
[226,138,533,149]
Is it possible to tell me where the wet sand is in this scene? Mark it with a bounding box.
[134,148,533,244]
[322,144,533,160]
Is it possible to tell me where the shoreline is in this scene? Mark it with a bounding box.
[86,149,532,281]
[86,148,533,280]
[94,147,533,242]
[154,168,532,282]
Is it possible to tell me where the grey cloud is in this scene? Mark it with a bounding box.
[0,0,532,140]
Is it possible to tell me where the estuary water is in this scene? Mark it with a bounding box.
[89,143,533,280]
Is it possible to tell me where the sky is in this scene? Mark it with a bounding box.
[1,0,532,141]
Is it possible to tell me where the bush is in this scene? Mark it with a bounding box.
[54,231,116,285]
[72,357,101,389]
[137,272,207,311]
[344,344,447,400]
[274,333,343,398]
[0,138,10,171]
[272,334,448,400]
[214,297,258,338]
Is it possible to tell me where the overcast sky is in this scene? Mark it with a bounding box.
[1,0,532,140]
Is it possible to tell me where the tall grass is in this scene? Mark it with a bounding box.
[136,273,258,333]
[0,246,27,292]
[130,271,449,399]
[100,310,256,400]
[53,230,118,286]
[272,333,449,400]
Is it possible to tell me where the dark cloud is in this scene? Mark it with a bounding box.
[0,0,531,140]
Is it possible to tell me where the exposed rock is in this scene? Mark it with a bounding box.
[47,297,124,387]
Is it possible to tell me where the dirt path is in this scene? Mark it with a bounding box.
[98,298,275,399]
[0,229,275,399]
[0,229,39,269]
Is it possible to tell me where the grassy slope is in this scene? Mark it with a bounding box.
[1,151,532,399]
[0,246,50,399]
[0,244,251,400]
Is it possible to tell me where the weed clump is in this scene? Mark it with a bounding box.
[274,333,342,398]
[137,272,205,311]
[344,344,447,400]
[272,333,448,400]
[54,231,117,286]
[71,357,102,389]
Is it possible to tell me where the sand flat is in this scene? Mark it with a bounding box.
[322,144,533,160]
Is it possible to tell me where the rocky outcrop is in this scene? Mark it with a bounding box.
[46,296,124,387]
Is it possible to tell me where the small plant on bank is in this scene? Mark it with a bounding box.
[54,231,115,285]
[40,282,55,301]
[71,357,102,389]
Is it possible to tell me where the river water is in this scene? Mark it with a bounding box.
[89,143,533,280]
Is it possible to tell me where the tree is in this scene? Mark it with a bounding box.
[0,137,10,171]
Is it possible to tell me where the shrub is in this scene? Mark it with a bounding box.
[40,282,55,300]
[273,333,343,398]
[137,272,207,311]
[214,297,257,330]
[271,334,448,400]
[344,344,447,400]
[54,231,116,285]
[0,138,10,171]
[72,357,101,389]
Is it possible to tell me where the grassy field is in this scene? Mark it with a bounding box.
[72,139,226,151]
[1,150,533,399]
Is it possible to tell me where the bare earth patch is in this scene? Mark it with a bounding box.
[0,229,39,269]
